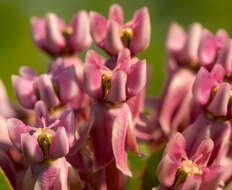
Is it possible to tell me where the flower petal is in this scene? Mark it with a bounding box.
[109,4,124,24]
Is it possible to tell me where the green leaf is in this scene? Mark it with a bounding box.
[0,167,13,190]
[140,144,165,190]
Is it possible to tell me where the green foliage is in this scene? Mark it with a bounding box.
[0,167,13,190]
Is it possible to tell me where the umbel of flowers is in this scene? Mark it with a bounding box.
[0,2,232,190]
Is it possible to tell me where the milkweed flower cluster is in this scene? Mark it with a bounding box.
[0,3,232,190]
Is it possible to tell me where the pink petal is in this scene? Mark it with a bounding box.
[12,75,37,109]
[83,63,102,99]
[198,29,217,67]
[105,20,123,55]
[156,154,180,187]
[58,108,76,146]
[30,17,47,51]
[116,48,131,71]
[34,100,50,128]
[106,70,127,103]
[45,13,66,54]
[166,22,186,58]
[85,50,105,67]
[179,175,201,190]
[37,74,60,108]
[109,4,124,25]
[126,59,147,98]
[21,133,44,163]
[69,10,92,53]
[208,82,231,117]
[191,139,214,167]
[215,29,229,49]
[130,7,151,55]
[192,67,216,106]
[210,64,225,83]
[89,11,107,46]
[90,104,116,171]
[19,66,37,79]
[49,127,69,159]
[7,118,29,150]
[112,104,131,176]
[182,22,202,63]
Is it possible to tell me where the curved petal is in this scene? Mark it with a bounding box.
[130,7,151,55]
[12,75,37,109]
[45,13,66,54]
[164,132,186,161]
[30,17,47,51]
[191,139,214,167]
[112,104,131,176]
[49,127,69,160]
[156,154,180,187]
[198,29,217,67]
[58,108,76,146]
[37,74,60,108]
[182,22,202,63]
[106,70,127,103]
[116,48,131,71]
[7,118,30,151]
[34,100,50,128]
[215,29,229,49]
[89,11,107,46]
[192,67,216,106]
[105,20,123,55]
[109,4,124,24]
[83,63,102,99]
[54,65,79,102]
[21,133,44,163]
[69,10,92,53]
[179,175,201,190]
[208,82,231,117]
[90,104,114,171]
[200,165,224,190]
[166,22,186,58]
[85,50,105,67]
[19,66,37,80]
[126,59,147,98]
[210,64,225,83]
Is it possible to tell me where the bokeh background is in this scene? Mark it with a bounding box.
[0,0,232,189]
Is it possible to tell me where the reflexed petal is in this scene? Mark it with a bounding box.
[70,10,92,53]
[109,4,124,24]
[130,7,151,55]
[126,60,147,98]
[215,29,229,49]
[112,104,131,176]
[105,20,123,55]
[106,70,127,103]
[7,118,29,150]
[89,11,107,46]
[21,133,44,163]
[49,127,69,159]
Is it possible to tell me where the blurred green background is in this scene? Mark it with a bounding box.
[0,0,232,189]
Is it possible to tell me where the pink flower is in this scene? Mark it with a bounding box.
[83,48,147,104]
[7,101,76,163]
[90,4,150,56]
[156,132,224,190]
[31,11,92,57]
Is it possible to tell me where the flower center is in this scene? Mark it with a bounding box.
[37,131,52,160]
[120,27,133,47]
[172,160,201,189]
[102,73,112,99]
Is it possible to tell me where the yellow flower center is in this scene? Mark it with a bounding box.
[37,131,52,160]
[102,73,112,99]
[120,27,133,47]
